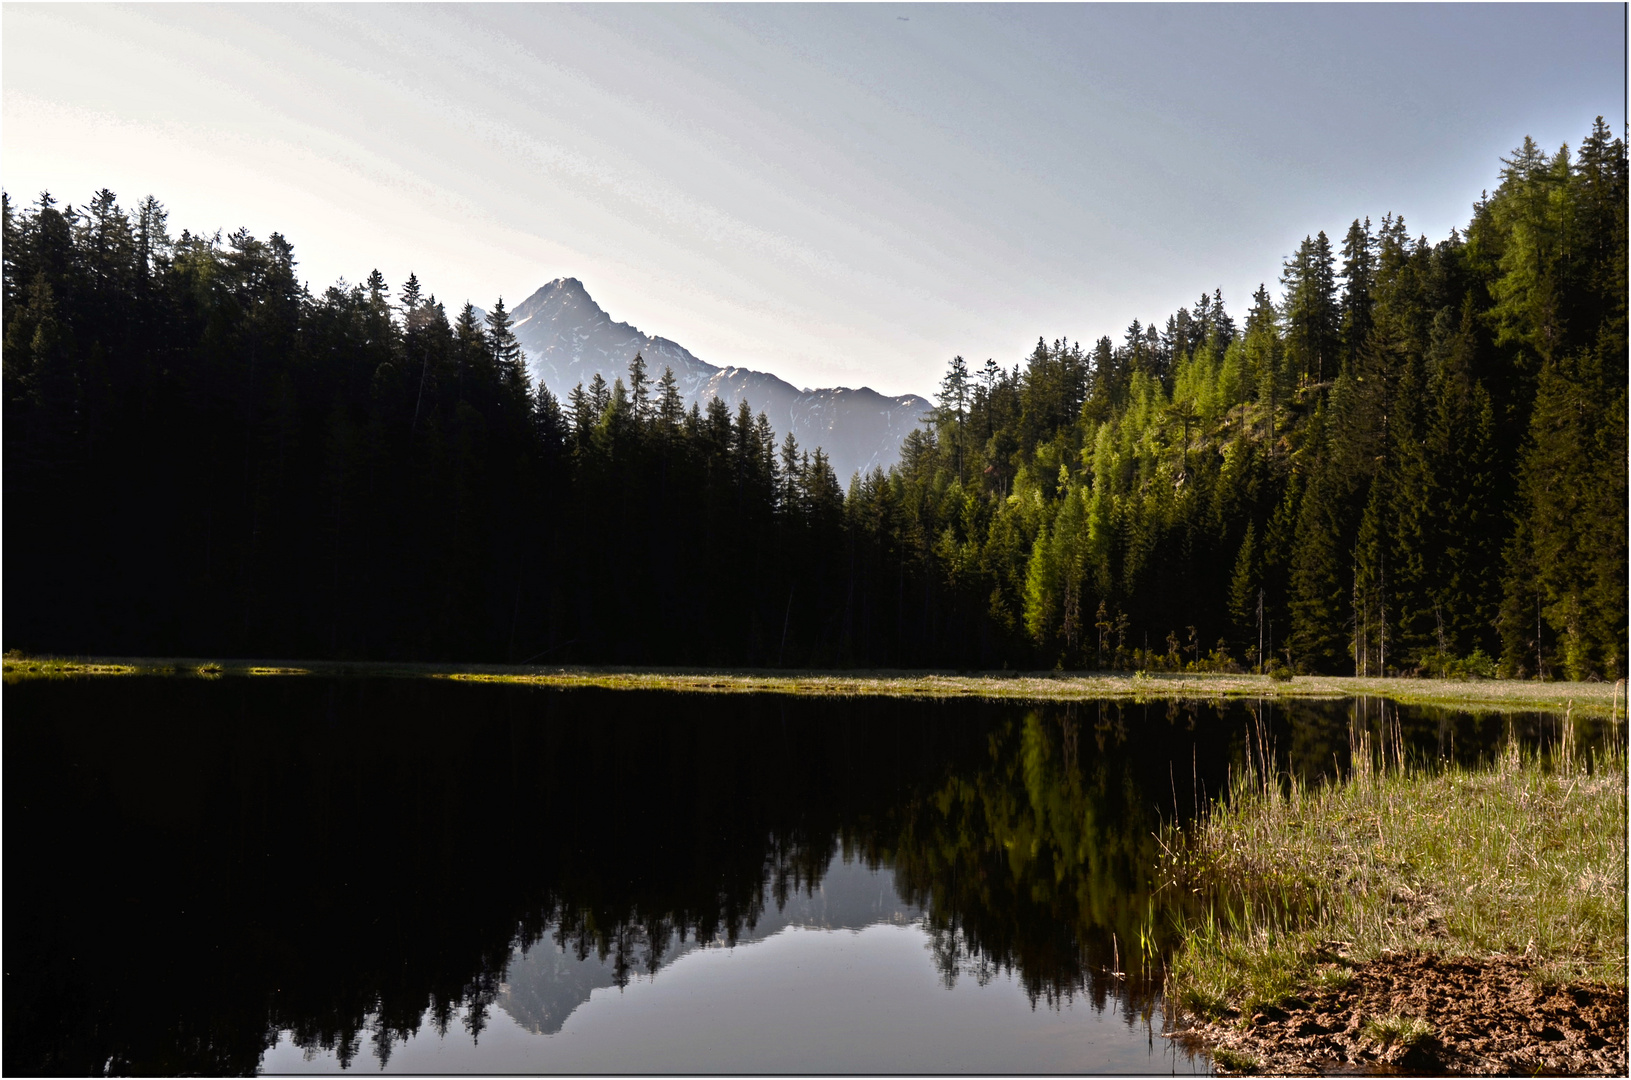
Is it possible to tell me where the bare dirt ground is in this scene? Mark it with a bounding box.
[1170,952,1628,1075]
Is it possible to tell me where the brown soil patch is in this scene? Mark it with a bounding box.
[1170,952,1628,1075]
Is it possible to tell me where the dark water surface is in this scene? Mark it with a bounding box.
[4,678,1592,1075]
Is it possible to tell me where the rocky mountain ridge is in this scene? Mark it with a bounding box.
[510,278,929,481]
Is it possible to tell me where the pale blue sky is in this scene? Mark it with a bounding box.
[4,4,1624,396]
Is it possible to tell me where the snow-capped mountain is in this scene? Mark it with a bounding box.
[510,278,929,482]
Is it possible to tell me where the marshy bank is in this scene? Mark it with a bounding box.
[3,652,1623,717]
[1160,715,1628,1075]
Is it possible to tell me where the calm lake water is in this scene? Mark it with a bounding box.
[4,677,1593,1075]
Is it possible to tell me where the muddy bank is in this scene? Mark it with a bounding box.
[1170,952,1627,1075]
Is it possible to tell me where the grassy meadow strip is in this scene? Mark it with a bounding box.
[2,652,1625,716]
[1160,716,1628,1025]
[0,654,311,682]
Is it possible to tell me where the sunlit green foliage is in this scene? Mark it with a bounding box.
[848,119,1624,677]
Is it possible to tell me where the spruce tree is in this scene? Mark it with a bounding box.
[1287,406,1350,672]
[485,298,530,408]
[1380,357,1435,668]
[1422,299,1500,659]
[1339,217,1375,371]
[627,352,651,423]
[655,366,683,430]
[1503,350,1626,679]
[1228,521,1258,647]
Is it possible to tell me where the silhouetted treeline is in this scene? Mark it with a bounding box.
[5,121,1624,675]
[2,190,845,665]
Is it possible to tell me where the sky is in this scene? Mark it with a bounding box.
[3,4,1624,398]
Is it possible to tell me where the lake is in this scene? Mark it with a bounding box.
[4,676,1587,1075]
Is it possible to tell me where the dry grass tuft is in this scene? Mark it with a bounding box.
[1162,718,1627,1021]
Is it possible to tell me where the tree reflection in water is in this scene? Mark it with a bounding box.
[5,677,1566,1074]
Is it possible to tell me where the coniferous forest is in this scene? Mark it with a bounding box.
[4,121,1625,678]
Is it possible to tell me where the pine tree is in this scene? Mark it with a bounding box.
[1050,486,1090,660]
[655,366,683,430]
[1502,350,1626,679]
[451,302,488,404]
[533,383,566,455]
[567,383,592,449]
[400,272,422,313]
[1484,137,1568,373]
[778,431,802,513]
[628,352,651,424]
[1339,218,1375,371]
[1246,283,1285,453]
[588,372,611,421]
[1287,406,1351,672]
[133,195,169,285]
[1022,519,1058,648]
[937,354,971,485]
[1380,355,1435,668]
[1572,117,1629,389]
[1228,521,1258,646]
[485,298,530,407]
[1422,298,1500,659]
[1281,232,1339,385]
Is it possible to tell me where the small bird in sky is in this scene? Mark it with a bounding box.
[897,16,909,21]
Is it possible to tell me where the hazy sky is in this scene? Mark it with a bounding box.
[4,4,1624,396]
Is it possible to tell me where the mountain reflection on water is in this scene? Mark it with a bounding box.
[5,677,1587,1075]
[496,853,926,1039]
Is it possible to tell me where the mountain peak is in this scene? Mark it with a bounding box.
[508,278,928,479]
[514,276,599,321]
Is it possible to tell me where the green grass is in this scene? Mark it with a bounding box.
[1,653,145,679]
[1207,1046,1260,1072]
[1162,721,1628,1022]
[2,652,1623,716]
[1362,1013,1434,1049]
[1,652,308,683]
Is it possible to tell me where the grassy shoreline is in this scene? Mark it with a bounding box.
[1159,733,1628,1068]
[2,652,1624,716]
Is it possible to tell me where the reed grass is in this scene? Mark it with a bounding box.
[1162,709,1628,1022]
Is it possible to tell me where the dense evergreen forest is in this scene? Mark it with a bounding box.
[4,120,1625,677]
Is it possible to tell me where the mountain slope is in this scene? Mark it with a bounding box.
[510,278,929,481]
